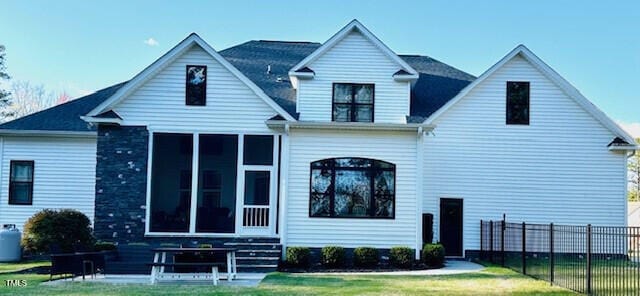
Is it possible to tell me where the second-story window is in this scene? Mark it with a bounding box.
[332,83,374,122]
[506,81,529,125]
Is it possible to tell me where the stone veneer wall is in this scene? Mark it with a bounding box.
[94,125,149,243]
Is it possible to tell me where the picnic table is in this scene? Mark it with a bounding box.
[149,247,237,285]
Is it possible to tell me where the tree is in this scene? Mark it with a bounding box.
[629,138,640,201]
[5,80,56,121]
[0,45,13,119]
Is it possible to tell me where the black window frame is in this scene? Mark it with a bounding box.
[8,160,34,205]
[331,83,375,122]
[506,81,530,125]
[185,65,207,106]
[308,157,395,219]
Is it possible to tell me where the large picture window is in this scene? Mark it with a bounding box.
[9,160,34,205]
[332,83,374,122]
[309,158,395,219]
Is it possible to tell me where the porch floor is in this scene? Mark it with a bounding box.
[43,273,267,287]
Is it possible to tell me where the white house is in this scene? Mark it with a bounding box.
[0,20,636,268]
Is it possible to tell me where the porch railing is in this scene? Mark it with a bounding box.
[242,206,270,228]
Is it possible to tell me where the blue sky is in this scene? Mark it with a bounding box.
[1,0,638,133]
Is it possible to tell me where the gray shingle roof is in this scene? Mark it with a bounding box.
[0,82,126,132]
[219,41,476,120]
[0,40,475,132]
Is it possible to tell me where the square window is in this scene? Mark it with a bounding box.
[243,135,274,165]
[332,83,374,122]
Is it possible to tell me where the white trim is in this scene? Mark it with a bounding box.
[271,135,280,236]
[415,128,424,259]
[0,130,96,138]
[144,232,279,238]
[608,145,639,151]
[86,33,296,122]
[278,130,290,256]
[288,19,418,77]
[266,120,434,132]
[144,131,154,234]
[80,116,122,125]
[189,133,200,233]
[423,44,636,144]
[235,134,245,234]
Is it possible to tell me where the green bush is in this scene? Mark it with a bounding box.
[94,241,117,252]
[286,247,311,268]
[321,246,345,268]
[389,246,414,268]
[22,209,95,253]
[353,247,379,268]
[422,243,445,267]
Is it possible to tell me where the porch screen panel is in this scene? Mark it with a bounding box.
[196,134,238,233]
[150,133,193,232]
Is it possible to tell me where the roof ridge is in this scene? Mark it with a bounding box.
[256,40,319,44]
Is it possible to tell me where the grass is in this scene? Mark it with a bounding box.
[0,261,576,295]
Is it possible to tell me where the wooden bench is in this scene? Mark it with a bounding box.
[147,262,224,285]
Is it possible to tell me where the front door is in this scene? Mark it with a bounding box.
[440,198,463,257]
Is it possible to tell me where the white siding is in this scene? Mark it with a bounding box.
[0,136,97,230]
[424,55,627,253]
[115,45,278,133]
[297,31,410,123]
[286,129,418,249]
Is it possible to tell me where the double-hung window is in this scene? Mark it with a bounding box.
[332,83,374,122]
[9,160,34,205]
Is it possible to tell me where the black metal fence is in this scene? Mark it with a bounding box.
[480,219,640,295]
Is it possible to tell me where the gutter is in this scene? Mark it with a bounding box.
[0,129,96,138]
[265,120,435,132]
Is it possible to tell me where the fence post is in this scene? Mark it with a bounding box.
[490,220,494,263]
[549,223,554,285]
[522,222,526,275]
[501,218,505,267]
[586,224,592,294]
[480,220,484,260]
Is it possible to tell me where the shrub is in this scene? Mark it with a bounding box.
[389,246,414,268]
[22,209,95,253]
[286,247,311,268]
[422,243,445,267]
[94,241,117,252]
[321,246,345,268]
[353,247,379,268]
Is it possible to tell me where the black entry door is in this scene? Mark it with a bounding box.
[440,198,463,256]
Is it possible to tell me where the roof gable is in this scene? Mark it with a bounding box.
[86,33,296,121]
[424,44,636,145]
[289,20,418,78]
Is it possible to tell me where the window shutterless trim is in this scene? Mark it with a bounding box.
[331,83,375,122]
[8,160,34,205]
[308,157,395,219]
[506,81,530,125]
[185,65,207,106]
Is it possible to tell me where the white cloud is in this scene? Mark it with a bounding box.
[143,37,159,46]
[617,121,640,139]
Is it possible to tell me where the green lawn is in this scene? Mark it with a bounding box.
[0,261,576,295]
